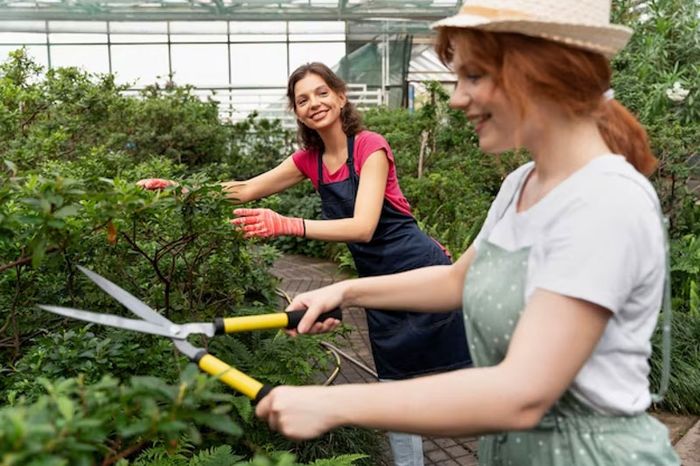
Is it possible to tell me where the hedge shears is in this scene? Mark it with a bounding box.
[37,266,342,403]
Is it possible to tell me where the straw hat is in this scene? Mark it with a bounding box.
[431,0,633,58]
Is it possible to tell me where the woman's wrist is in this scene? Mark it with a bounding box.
[338,280,356,307]
[324,384,360,429]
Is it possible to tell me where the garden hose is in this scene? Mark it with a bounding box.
[274,287,343,386]
[274,287,379,381]
[319,341,378,379]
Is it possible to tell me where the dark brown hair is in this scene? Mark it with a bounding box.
[286,62,364,154]
[435,28,657,176]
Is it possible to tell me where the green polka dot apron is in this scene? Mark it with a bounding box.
[461,164,679,465]
[463,241,679,465]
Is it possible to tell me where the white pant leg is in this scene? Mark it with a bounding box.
[380,379,425,466]
[387,430,425,466]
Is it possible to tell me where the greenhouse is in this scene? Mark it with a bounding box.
[0,0,458,126]
[0,0,698,465]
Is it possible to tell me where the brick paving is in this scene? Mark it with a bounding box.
[270,254,479,466]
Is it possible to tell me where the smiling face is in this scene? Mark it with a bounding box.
[449,50,521,154]
[293,72,347,132]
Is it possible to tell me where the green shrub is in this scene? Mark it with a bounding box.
[0,53,375,463]
[650,312,700,414]
[0,367,242,466]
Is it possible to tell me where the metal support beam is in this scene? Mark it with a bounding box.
[0,0,461,22]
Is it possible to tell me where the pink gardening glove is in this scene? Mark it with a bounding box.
[136,178,176,190]
[231,208,305,239]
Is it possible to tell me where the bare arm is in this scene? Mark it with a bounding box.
[222,156,305,203]
[231,150,390,243]
[288,247,474,334]
[137,155,303,199]
[303,150,388,243]
[259,290,612,439]
[343,246,474,311]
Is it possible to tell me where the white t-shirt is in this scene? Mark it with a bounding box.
[474,155,666,415]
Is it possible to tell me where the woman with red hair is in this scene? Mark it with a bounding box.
[255,1,680,464]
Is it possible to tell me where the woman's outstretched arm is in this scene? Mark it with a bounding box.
[138,156,306,201]
[232,150,390,243]
[286,247,475,335]
[342,245,475,311]
[258,290,611,440]
[221,156,306,203]
[302,149,388,242]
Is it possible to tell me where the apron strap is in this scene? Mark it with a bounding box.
[625,176,672,403]
[612,176,672,403]
[316,135,356,187]
[497,164,533,221]
[316,147,323,186]
[651,214,672,403]
[345,135,358,197]
[347,135,355,166]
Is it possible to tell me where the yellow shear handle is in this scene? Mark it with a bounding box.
[216,308,342,334]
[219,313,289,333]
[197,353,271,402]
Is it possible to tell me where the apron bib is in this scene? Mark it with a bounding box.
[317,135,472,379]
[462,168,678,465]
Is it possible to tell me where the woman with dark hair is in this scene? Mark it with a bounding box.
[140,62,472,466]
[253,2,680,464]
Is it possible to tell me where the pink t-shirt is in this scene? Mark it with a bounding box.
[291,130,413,217]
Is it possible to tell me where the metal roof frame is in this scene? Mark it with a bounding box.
[0,0,461,22]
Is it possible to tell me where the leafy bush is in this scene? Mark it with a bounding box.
[126,444,365,466]
[0,368,368,466]
[670,234,700,315]
[219,114,295,181]
[0,51,228,170]
[3,326,176,400]
[650,312,700,414]
[0,367,242,466]
[0,52,377,464]
[612,0,699,237]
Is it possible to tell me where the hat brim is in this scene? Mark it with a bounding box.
[431,14,633,58]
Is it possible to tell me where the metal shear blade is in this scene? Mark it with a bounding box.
[76,265,171,327]
[37,305,181,339]
[74,266,216,337]
[37,304,217,339]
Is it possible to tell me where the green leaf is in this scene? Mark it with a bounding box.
[156,420,188,433]
[228,395,253,423]
[4,159,17,176]
[31,235,47,268]
[117,418,151,438]
[56,397,74,421]
[40,198,52,213]
[192,412,241,436]
[690,280,699,318]
[53,204,80,218]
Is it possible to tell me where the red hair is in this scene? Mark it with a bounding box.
[435,28,657,176]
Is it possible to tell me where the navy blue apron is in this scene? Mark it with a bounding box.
[317,135,472,380]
